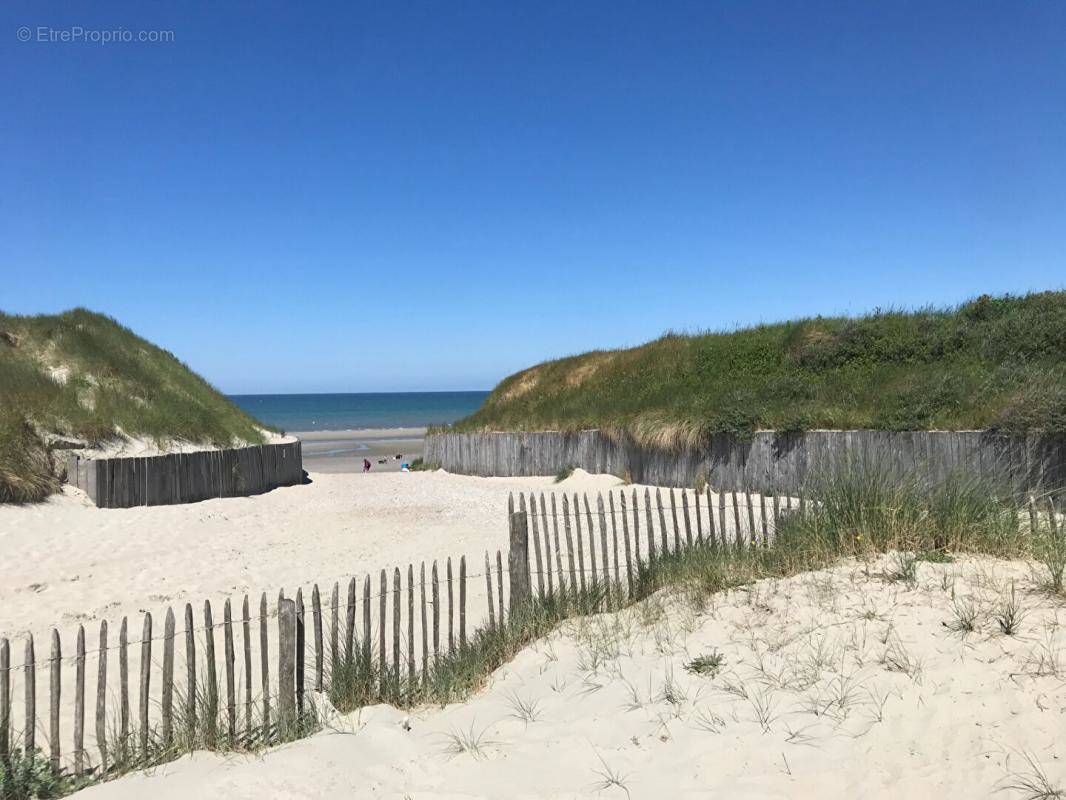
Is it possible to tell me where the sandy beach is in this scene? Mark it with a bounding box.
[297,428,426,474]
[0,467,627,649]
[77,553,1065,799]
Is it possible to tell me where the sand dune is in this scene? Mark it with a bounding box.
[78,554,1065,798]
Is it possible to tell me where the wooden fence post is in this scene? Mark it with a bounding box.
[161,610,175,749]
[74,626,85,774]
[50,629,61,773]
[0,637,8,764]
[278,598,296,724]
[509,511,531,611]
[24,635,35,755]
[96,622,108,769]
[138,614,151,760]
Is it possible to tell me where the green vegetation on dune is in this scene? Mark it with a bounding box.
[453,292,1066,445]
[0,308,270,503]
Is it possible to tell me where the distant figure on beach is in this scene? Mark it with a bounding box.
[363,458,371,473]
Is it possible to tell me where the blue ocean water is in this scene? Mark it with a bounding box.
[229,391,489,432]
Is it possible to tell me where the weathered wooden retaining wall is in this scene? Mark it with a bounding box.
[425,430,1066,496]
[65,440,303,508]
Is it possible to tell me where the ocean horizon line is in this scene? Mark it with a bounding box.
[229,390,489,433]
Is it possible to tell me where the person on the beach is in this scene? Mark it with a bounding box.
[363,458,371,473]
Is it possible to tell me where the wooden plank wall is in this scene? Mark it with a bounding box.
[64,441,304,508]
[424,430,1066,498]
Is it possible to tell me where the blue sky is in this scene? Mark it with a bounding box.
[2,1,1063,394]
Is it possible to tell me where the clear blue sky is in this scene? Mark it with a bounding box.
[2,2,1063,394]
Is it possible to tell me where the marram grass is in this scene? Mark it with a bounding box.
[0,308,272,503]
[448,291,1066,446]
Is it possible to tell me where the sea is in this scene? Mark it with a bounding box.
[228,391,489,432]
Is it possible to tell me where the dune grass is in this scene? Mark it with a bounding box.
[450,291,1066,446]
[0,308,271,503]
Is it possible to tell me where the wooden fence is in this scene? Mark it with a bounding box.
[0,483,1057,784]
[65,441,304,508]
[425,430,1066,498]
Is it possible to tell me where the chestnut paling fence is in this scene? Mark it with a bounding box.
[0,484,1058,782]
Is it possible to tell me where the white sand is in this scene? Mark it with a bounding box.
[78,554,1065,798]
[0,468,624,646]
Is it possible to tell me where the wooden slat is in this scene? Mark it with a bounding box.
[392,568,401,687]
[95,622,107,769]
[50,629,60,773]
[540,493,554,597]
[682,490,693,547]
[529,493,545,598]
[378,570,387,680]
[407,565,415,689]
[362,576,372,673]
[242,596,253,733]
[184,605,196,741]
[732,492,742,547]
[224,600,236,740]
[717,490,726,546]
[694,486,703,543]
[608,492,621,587]
[485,552,496,629]
[0,638,9,762]
[161,609,175,748]
[446,558,454,654]
[420,563,429,679]
[24,635,35,755]
[656,488,669,555]
[431,562,440,666]
[204,601,218,747]
[312,586,324,693]
[346,578,357,665]
[709,486,719,543]
[74,625,85,774]
[645,488,656,564]
[620,491,634,595]
[295,590,305,716]
[759,491,769,542]
[459,556,467,648]
[597,493,611,599]
[496,550,505,622]
[746,490,756,544]
[508,511,531,609]
[259,593,270,737]
[670,488,682,551]
[550,493,565,592]
[278,598,296,722]
[573,494,587,592]
[583,494,597,589]
[562,494,577,591]
[138,613,151,759]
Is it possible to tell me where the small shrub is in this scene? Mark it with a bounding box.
[685,651,726,676]
[409,458,441,472]
[554,465,575,483]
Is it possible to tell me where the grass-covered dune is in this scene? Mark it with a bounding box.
[453,291,1066,447]
[0,308,270,503]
